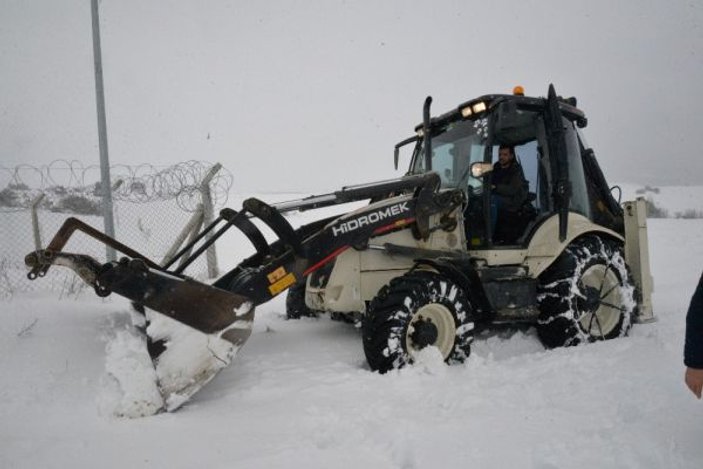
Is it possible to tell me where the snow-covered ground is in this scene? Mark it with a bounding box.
[2,189,703,468]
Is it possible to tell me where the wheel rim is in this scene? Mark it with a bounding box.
[406,303,456,359]
[576,263,624,338]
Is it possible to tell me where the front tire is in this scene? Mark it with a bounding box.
[362,270,475,373]
[536,235,635,348]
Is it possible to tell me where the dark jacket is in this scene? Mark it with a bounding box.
[685,271,703,368]
[491,162,528,212]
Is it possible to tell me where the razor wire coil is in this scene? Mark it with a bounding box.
[1,160,232,298]
[0,160,233,212]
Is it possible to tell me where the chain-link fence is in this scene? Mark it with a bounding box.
[0,160,232,299]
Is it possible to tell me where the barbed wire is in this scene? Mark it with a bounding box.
[0,160,233,212]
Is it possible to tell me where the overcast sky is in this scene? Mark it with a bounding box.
[1,0,702,192]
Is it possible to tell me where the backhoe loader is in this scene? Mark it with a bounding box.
[25,85,654,413]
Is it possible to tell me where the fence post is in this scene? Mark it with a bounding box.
[161,204,205,267]
[200,163,222,278]
[177,210,206,271]
[31,193,46,250]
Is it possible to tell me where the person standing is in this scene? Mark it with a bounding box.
[685,271,703,398]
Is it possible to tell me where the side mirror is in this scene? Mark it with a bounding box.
[470,162,493,178]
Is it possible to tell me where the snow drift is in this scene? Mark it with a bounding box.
[2,189,703,468]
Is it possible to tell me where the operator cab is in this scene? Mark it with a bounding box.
[403,87,601,248]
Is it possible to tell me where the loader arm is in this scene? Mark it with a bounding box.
[25,172,450,315]
[213,171,466,307]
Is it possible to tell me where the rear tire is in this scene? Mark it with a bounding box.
[536,235,635,348]
[362,270,474,373]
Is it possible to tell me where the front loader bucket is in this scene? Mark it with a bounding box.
[98,260,254,336]
[99,260,255,411]
[26,248,255,413]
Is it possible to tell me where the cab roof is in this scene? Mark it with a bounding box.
[414,92,587,133]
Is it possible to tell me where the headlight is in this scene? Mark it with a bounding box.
[472,101,487,114]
